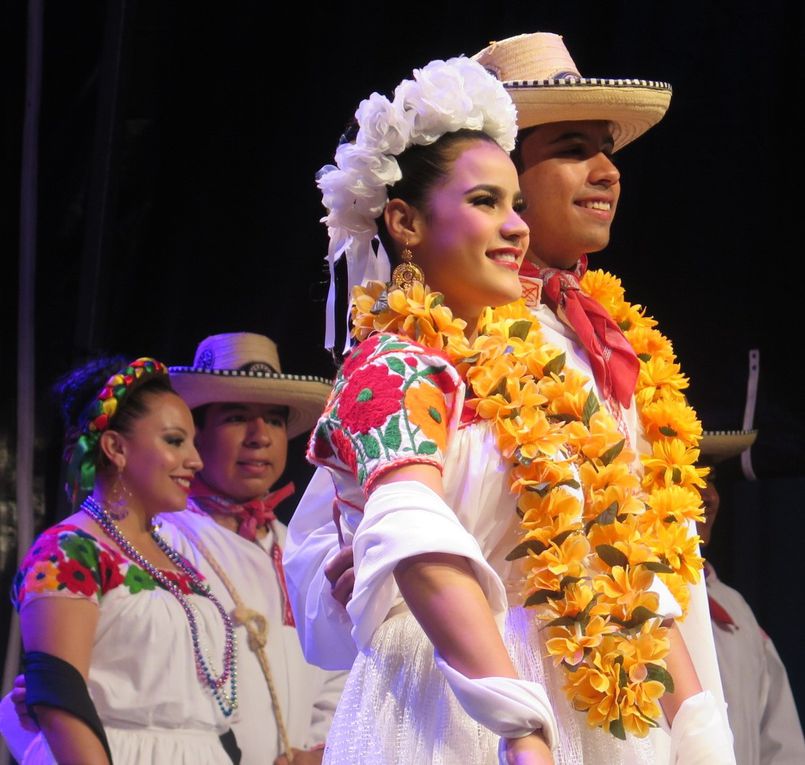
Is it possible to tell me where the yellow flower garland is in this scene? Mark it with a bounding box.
[351,273,707,740]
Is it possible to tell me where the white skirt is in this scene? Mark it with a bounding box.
[323,607,667,764]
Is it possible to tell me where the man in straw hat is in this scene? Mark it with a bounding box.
[285,32,733,761]
[162,332,344,765]
[2,333,344,764]
[697,430,805,765]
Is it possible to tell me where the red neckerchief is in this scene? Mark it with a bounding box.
[520,256,639,409]
[704,562,736,631]
[189,477,297,626]
[190,478,295,541]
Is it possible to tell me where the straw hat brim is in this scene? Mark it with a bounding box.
[699,430,758,464]
[169,367,333,440]
[505,79,672,152]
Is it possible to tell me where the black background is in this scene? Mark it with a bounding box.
[2,0,804,728]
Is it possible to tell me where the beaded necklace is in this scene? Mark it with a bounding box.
[82,496,238,717]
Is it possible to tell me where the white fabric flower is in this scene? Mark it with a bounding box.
[319,56,519,350]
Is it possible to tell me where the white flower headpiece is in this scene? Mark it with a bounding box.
[317,56,518,351]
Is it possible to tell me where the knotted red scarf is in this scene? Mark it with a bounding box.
[520,256,639,409]
[189,478,297,626]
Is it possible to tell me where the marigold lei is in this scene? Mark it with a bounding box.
[351,277,708,740]
[316,56,517,351]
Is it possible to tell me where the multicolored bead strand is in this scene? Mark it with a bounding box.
[82,496,238,716]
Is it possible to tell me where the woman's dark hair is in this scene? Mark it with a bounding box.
[375,128,499,261]
[54,355,175,467]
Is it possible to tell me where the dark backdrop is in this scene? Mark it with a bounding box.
[2,0,804,724]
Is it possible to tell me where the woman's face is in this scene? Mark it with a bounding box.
[412,140,529,324]
[116,391,203,515]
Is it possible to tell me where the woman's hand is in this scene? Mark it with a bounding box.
[501,732,554,765]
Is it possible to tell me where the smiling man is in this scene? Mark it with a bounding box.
[164,333,344,765]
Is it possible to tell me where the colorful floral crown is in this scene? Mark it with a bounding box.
[316,56,518,352]
[66,357,169,505]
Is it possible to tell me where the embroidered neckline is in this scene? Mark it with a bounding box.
[351,273,707,739]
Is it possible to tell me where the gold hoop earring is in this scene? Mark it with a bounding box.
[104,468,132,521]
[390,241,424,293]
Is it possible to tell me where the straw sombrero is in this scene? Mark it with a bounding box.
[472,32,672,152]
[169,333,333,439]
[699,429,758,464]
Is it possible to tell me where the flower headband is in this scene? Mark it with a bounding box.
[66,357,169,506]
[317,56,518,352]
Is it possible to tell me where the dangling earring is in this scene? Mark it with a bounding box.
[104,468,131,521]
[390,241,424,293]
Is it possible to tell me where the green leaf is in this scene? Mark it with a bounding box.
[546,616,576,628]
[383,415,401,451]
[671,466,682,484]
[505,538,548,561]
[609,716,626,741]
[642,561,674,574]
[386,357,406,375]
[417,441,438,455]
[525,481,552,497]
[592,502,618,527]
[646,663,675,693]
[552,529,575,547]
[659,425,677,437]
[542,352,566,377]
[556,478,581,491]
[637,352,651,363]
[429,293,444,307]
[359,433,380,459]
[620,605,662,629]
[524,589,559,607]
[559,575,582,590]
[600,439,625,466]
[595,544,629,569]
[490,377,508,398]
[582,389,600,427]
[508,319,532,340]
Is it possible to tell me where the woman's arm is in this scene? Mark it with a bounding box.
[20,597,109,765]
[378,464,553,764]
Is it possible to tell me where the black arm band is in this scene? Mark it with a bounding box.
[24,650,114,764]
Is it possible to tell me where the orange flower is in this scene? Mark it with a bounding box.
[642,438,707,491]
[546,616,618,666]
[641,397,702,447]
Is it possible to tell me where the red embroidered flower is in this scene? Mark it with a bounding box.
[97,547,125,593]
[337,363,404,434]
[431,367,459,394]
[331,429,358,475]
[57,558,97,598]
[342,334,384,378]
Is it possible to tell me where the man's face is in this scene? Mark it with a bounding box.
[194,402,288,502]
[517,120,620,269]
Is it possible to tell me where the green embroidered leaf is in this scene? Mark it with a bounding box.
[505,538,548,561]
[359,433,380,459]
[659,425,677,437]
[417,441,438,455]
[356,387,373,402]
[508,319,532,340]
[381,341,412,352]
[427,406,442,424]
[582,389,600,426]
[646,663,675,693]
[600,439,625,466]
[595,544,629,569]
[383,415,402,451]
[419,365,447,378]
[542,352,566,377]
[386,357,406,375]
